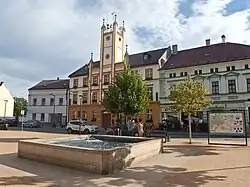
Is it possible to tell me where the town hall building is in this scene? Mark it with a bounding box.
[68,16,170,126]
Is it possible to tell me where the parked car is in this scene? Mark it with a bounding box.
[0,119,8,130]
[66,120,99,134]
[22,120,41,128]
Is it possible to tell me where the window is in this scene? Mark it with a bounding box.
[180,72,184,76]
[226,66,230,71]
[184,72,188,76]
[211,81,219,95]
[92,111,96,121]
[247,78,250,92]
[92,91,97,102]
[146,109,153,121]
[245,64,249,69]
[33,98,37,106]
[210,68,214,73]
[32,113,36,120]
[133,70,139,74]
[82,111,87,120]
[103,74,110,84]
[40,113,45,121]
[41,98,46,106]
[92,76,98,86]
[194,71,197,75]
[49,113,53,122]
[59,98,63,106]
[145,68,153,80]
[147,86,153,100]
[143,54,149,60]
[169,73,172,78]
[50,98,54,106]
[73,92,78,104]
[215,68,218,72]
[83,77,88,87]
[231,66,235,70]
[73,79,78,88]
[198,70,202,74]
[82,92,88,103]
[173,73,176,77]
[228,80,236,93]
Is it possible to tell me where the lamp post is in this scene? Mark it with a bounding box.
[3,100,8,124]
[79,95,83,135]
[21,110,25,131]
[50,93,56,127]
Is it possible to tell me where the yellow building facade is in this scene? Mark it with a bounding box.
[68,16,166,127]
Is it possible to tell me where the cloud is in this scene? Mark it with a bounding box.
[0,0,250,97]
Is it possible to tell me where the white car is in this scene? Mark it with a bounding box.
[66,120,99,134]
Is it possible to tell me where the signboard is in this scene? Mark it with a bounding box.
[208,111,244,135]
[207,110,248,146]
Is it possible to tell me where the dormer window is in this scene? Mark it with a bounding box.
[143,53,150,60]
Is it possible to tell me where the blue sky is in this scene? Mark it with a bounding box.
[0,0,250,97]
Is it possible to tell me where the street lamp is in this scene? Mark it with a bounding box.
[79,95,83,135]
[3,100,8,124]
[50,93,56,127]
[21,110,25,131]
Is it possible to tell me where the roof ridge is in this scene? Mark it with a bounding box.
[177,42,250,53]
[129,46,169,56]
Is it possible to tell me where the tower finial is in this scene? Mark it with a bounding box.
[114,14,117,22]
[101,18,106,30]
[122,21,124,27]
[125,45,128,53]
[91,52,93,60]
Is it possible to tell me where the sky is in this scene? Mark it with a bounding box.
[0,0,250,98]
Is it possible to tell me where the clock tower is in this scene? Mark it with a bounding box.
[98,15,126,98]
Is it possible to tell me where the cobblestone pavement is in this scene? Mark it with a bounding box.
[0,131,250,187]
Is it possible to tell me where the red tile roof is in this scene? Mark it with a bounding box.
[161,42,250,70]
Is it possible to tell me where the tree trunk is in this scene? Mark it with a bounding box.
[188,113,192,144]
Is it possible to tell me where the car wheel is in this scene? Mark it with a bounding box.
[67,128,73,134]
[83,129,90,134]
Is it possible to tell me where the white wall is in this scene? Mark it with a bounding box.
[159,58,250,120]
[132,64,160,101]
[0,83,14,118]
[27,89,68,122]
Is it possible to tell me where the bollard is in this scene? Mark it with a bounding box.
[117,128,120,136]
[167,135,171,142]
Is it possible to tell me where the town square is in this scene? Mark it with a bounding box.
[1,0,250,186]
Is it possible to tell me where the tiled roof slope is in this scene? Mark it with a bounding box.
[28,79,69,91]
[161,42,250,70]
[68,47,169,78]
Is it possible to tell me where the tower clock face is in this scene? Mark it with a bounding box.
[105,54,110,59]
[106,36,110,41]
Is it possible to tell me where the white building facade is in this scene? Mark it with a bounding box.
[0,81,14,118]
[27,79,69,125]
[159,37,250,123]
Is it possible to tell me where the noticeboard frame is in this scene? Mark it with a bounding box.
[207,110,248,146]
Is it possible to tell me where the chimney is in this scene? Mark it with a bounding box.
[57,77,59,80]
[172,45,178,54]
[205,39,210,46]
[221,35,226,43]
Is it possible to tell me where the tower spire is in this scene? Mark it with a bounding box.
[101,18,106,31]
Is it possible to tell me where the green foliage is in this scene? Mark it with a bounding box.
[168,76,212,114]
[14,97,28,117]
[103,65,149,116]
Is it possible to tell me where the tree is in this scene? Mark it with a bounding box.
[14,97,28,119]
[103,65,149,121]
[168,76,212,144]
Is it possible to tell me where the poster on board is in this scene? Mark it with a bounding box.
[208,112,244,135]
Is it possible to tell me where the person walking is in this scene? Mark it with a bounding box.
[138,119,144,137]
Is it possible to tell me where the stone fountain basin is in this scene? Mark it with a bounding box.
[17,135,163,175]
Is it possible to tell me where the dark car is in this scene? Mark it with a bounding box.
[0,119,8,130]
